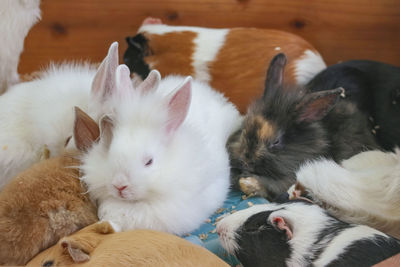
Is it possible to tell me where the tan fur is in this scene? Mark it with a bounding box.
[0,151,98,265]
[144,31,196,76]
[210,28,315,112]
[28,221,229,267]
[141,27,319,113]
[239,177,266,197]
[254,115,275,140]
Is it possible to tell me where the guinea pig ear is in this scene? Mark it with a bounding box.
[99,115,114,149]
[269,215,293,240]
[296,87,344,123]
[263,53,287,100]
[166,76,192,135]
[91,42,119,103]
[60,238,92,263]
[137,69,161,94]
[73,107,100,152]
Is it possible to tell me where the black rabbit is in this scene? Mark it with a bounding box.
[307,60,400,150]
[227,53,379,200]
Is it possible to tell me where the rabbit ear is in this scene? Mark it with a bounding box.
[297,87,344,123]
[73,107,100,152]
[263,53,287,100]
[91,42,119,101]
[115,64,134,96]
[166,77,192,135]
[100,115,114,149]
[137,69,161,94]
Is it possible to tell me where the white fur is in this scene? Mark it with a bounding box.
[216,203,280,254]
[294,49,326,85]
[138,24,229,83]
[0,63,96,189]
[314,225,384,267]
[217,202,390,266]
[80,73,242,235]
[0,42,121,190]
[295,149,400,238]
[0,0,41,94]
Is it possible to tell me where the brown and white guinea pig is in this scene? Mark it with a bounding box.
[123,17,326,113]
[226,53,379,200]
[287,149,400,239]
[27,221,229,267]
[216,201,400,267]
[0,107,99,266]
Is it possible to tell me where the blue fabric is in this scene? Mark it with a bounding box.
[182,190,269,265]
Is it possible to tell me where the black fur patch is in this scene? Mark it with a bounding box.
[123,34,151,80]
[307,60,400,150]
[327,234,400,267]
[236,210,291,267]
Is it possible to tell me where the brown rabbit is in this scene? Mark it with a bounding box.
[0,107,100,265]
[27,221,229,267]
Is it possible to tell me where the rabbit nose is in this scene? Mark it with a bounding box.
[114,185,127,192]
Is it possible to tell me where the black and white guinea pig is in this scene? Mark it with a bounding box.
[216,200,400,267]
[307,60,400,150]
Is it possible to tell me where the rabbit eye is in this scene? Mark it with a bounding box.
[145,158,153,167]
[269,136,283,148]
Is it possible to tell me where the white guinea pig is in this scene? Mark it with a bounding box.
[77,64,242,235]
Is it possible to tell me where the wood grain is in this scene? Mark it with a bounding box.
[19,0,400,74]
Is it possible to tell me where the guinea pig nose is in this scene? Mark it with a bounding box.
[114,185,128,192]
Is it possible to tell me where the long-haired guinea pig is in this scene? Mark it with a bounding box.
[123,17,326,113]
[27,221,229,267]
[0,107,99,265]
[306,59,400,151]
[216,201,400,267]
[226,53,379,200]
[288,149,400,239]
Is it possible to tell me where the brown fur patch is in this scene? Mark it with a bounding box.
[294,182,306,197]
[0,151,98,265]
[254,116,275,140]
[143,31,196,77]
[28,222,229,267]
[209,28,316,113]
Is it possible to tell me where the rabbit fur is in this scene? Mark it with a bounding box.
[78,64,242,235]
[226,53,379,200]
[289,149,400,239]
[0,148,98,266]
[0,42,120,190]
[306,60,400,151]
[0,0,41,94]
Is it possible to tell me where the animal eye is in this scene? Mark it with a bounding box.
[42,260,54,267]
[145,158,153,166]
[269,136,282,148]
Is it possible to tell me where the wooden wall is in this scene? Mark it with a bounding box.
[19,0,400,74]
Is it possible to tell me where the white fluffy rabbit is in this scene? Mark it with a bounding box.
[0,0,41,94]
[78,65,242,235]
[289,149,400,238]
[0,42,120,189]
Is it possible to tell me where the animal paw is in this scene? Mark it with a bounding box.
[104,220,121,232]
[239,177,266,197]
